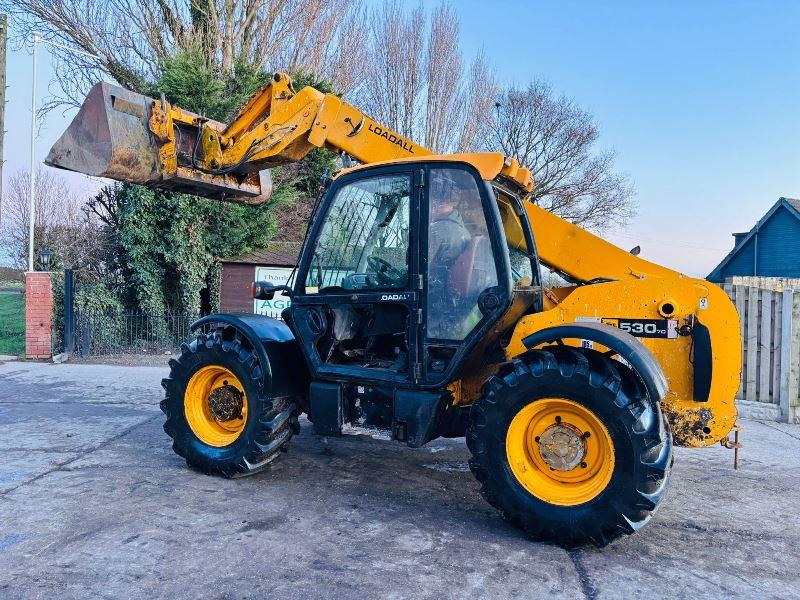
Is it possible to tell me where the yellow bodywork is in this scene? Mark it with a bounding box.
[495,201,741,448]
[290,134,742,449]
[409,155,741,448]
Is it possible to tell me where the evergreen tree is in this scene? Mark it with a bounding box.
[103,48,337,316]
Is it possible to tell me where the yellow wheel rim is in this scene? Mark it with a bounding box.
[184,365,248,447]
[505,398,614,506]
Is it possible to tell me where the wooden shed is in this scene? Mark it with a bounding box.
[708,197,800,282]
[219,242,301,317]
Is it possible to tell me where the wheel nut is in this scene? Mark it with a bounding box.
[583,431,591,439]
[534,436,540,442]
[555,416,562,423]
[580,462,587,468]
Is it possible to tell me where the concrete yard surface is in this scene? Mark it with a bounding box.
[0,360,799,599]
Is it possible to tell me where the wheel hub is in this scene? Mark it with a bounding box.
[537,423,586,471]
[184,365,248,447]
[208,384,244,422]
[506,398,615,506]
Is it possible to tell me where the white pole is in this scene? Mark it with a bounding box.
[25,34,97,272]
[28,32,39,272]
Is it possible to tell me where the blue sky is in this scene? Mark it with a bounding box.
[2,0,799,275]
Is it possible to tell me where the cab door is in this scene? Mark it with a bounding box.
[291,166,423,384]
[421,164,511,384]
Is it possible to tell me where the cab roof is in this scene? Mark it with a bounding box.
[335,152,534,195]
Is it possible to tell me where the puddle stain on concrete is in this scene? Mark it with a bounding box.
[0,472,33,485]
[0,534,32,552]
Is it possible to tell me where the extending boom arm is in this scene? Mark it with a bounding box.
[47,72,534,204]
[47,73,436,203]
[204,73,433,172]
[524,203,677,283]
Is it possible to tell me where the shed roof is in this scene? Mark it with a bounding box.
[707,197,800,281]
[223,241,302,267]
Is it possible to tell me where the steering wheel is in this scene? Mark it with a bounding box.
[367,255,404,286]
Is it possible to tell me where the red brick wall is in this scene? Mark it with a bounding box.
[25,272,53,359]
[220,263,255,313]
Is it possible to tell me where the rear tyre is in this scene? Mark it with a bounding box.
[161,330,300,478]
[466,346,672,548]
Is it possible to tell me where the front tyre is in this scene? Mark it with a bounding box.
[466,346,672,548]
[161,330,300,477]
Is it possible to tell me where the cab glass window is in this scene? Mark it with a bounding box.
[427,168,498,340]
[496,191,536,288]
[306,173,411,292]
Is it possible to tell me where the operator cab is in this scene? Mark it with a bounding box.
[288,159,542,389]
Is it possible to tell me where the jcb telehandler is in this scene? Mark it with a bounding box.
[47,73,741,547]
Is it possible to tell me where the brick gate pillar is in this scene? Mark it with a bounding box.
[25,272,53,359]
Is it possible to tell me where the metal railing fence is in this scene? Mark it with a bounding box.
[73,311,201,356]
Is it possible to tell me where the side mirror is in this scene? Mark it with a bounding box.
[251,281,293,300]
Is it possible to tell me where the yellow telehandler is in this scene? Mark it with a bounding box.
[47,73,741,547]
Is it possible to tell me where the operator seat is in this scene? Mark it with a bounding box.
[447,236,492,298]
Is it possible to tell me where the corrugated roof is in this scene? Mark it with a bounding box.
[223,241,302,266]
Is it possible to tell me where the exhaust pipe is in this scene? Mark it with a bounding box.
[46,82,272,204]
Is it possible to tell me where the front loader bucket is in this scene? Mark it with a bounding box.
[46,82,272,204]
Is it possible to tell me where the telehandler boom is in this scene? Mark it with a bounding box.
[47,72,741,547]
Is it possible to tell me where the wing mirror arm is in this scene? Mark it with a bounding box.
[251,281,294,300]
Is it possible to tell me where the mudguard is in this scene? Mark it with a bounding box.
[691,320,713,403]
[191,314,309,402]
[522,321,669,404]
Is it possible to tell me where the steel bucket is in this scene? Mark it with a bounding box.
[46,82,272,204]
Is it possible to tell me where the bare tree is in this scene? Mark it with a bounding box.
[1,0,368,108]
[487,81,635,230]
[355,1,496,154]
[4,0,632,233]
[423,3,462,151]
[356,1,423,140]
[0,168,102,270]
[5,0,491,151]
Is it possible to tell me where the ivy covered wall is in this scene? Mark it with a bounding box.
[73,48,337,317]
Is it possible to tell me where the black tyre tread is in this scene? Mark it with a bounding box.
[467,345,673,548]
[161,330,299,478]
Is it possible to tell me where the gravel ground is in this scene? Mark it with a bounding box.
[0,359,798,599]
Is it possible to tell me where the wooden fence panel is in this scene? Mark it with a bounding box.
[759,289,772,401]
[724,281,800,422]
[745,286,759,401]
[789,293,800,423]
[772,292,783,405]
[734,284,747,399]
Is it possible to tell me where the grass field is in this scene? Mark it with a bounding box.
[0,293,26,355]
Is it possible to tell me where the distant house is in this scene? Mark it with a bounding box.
[707,197,800,282]
[219,242,301,318]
